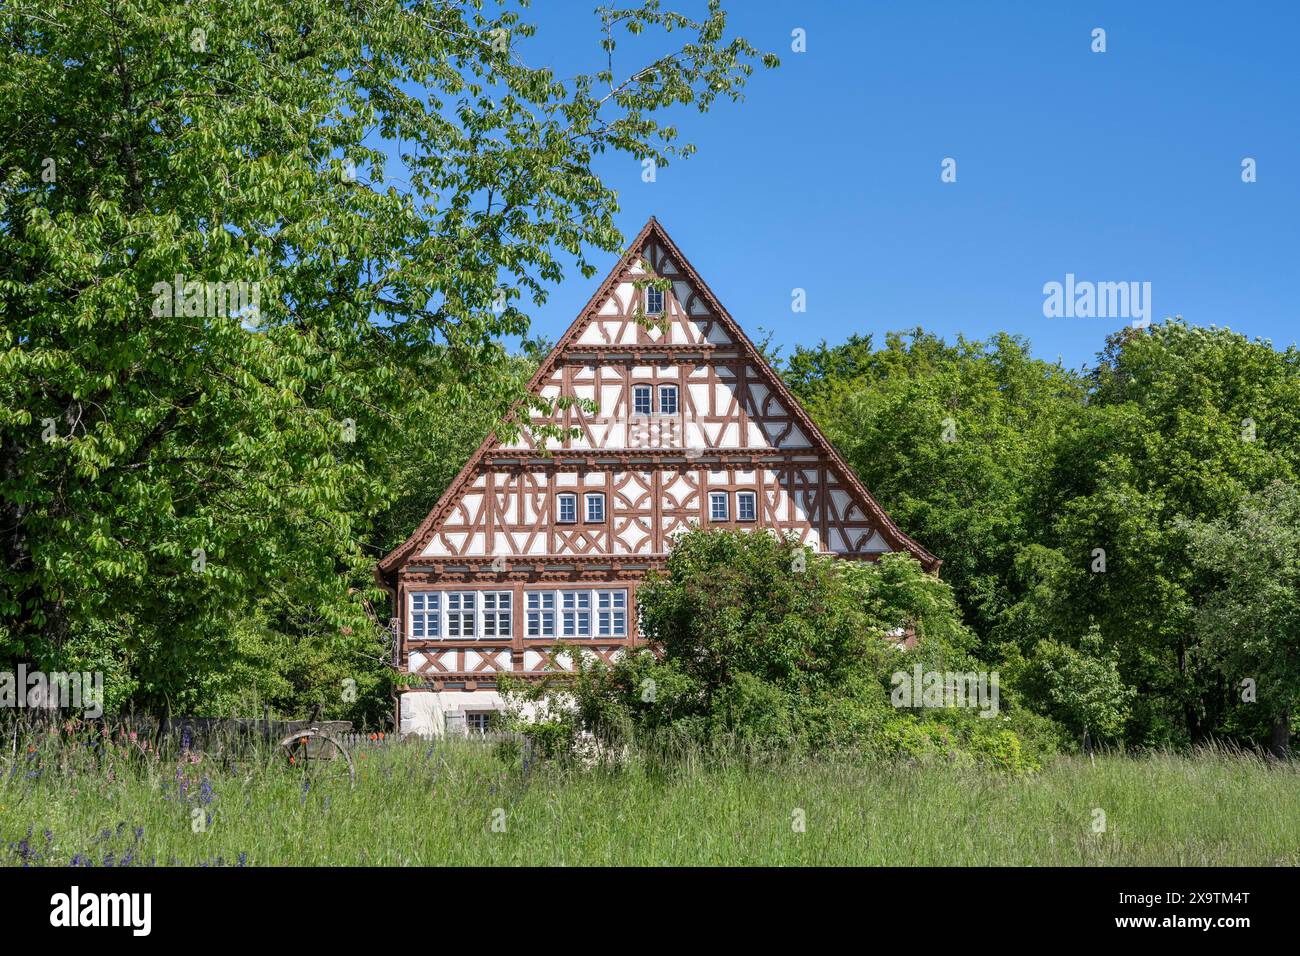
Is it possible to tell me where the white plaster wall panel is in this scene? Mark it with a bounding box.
[688,382,711,414]
[400,690,507,737]
[720,422,743,448]
[862,530,891,553]
[616,522,650,553]
[829,489,852,520]
[584,473,605,488]
[556,472,579,488]
[744,420,770,446]
[664,474,695,507]
[467,532,486,555]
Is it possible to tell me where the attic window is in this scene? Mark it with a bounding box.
[645,286,664,315]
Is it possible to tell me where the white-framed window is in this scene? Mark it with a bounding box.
[527,591,556,637]
[633,384,653,416]
[709,491,729,522]
[482,591,512,639]
[645,286,664,315]
[446,591,476,638]
[596,590,627,637]
[465,712,493,734]
[561,590,591,637]
[585,492,605,523]
[737,491,757,522]
[411,592,440,639]
[658,384,678,415]
[557,493,577,523]
[525,588,629,640]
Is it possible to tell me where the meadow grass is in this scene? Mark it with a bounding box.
[2,728,1297,866]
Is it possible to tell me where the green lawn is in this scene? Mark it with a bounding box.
[3,735,1297,866]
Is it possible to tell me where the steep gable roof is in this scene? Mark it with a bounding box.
[378,217,939,582]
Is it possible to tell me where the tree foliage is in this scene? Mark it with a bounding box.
[784,320,1300,753]
[0,0,774,717]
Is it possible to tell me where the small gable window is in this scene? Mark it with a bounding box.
[645,286,664,315]
[633,384,653,416]
[557,493,577,523]
[658,384,679,415]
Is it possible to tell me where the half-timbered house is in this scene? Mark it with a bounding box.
[378,217,938,736]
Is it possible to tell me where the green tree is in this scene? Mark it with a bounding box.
[1179,481,1300,757]
[0,0,775,714]
[785,328,1086,652]
[1006,321,1300,746]
[1009,624,1134,750]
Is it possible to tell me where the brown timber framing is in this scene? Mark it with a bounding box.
[379,217,940,707]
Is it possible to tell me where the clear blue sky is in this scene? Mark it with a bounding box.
[503,1,1299,370]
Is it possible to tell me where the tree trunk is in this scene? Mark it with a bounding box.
[1268,710,1290,759]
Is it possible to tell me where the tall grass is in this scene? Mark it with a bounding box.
[2,723,1296,866]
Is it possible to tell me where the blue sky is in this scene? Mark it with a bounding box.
[503,0,1298,371]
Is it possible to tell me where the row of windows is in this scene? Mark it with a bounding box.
[632,383,678,416]
[555,490,757,524]
[410,590,628,640]
[557,493,605,523]
[710,490,758,522]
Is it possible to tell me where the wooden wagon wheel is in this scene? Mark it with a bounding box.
[280,730,356,790]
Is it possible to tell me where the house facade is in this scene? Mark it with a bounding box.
[378,218,938,736]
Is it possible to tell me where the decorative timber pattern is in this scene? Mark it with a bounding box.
[379,217,938,694]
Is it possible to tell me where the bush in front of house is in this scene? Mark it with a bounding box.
[502,528,1062,772]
